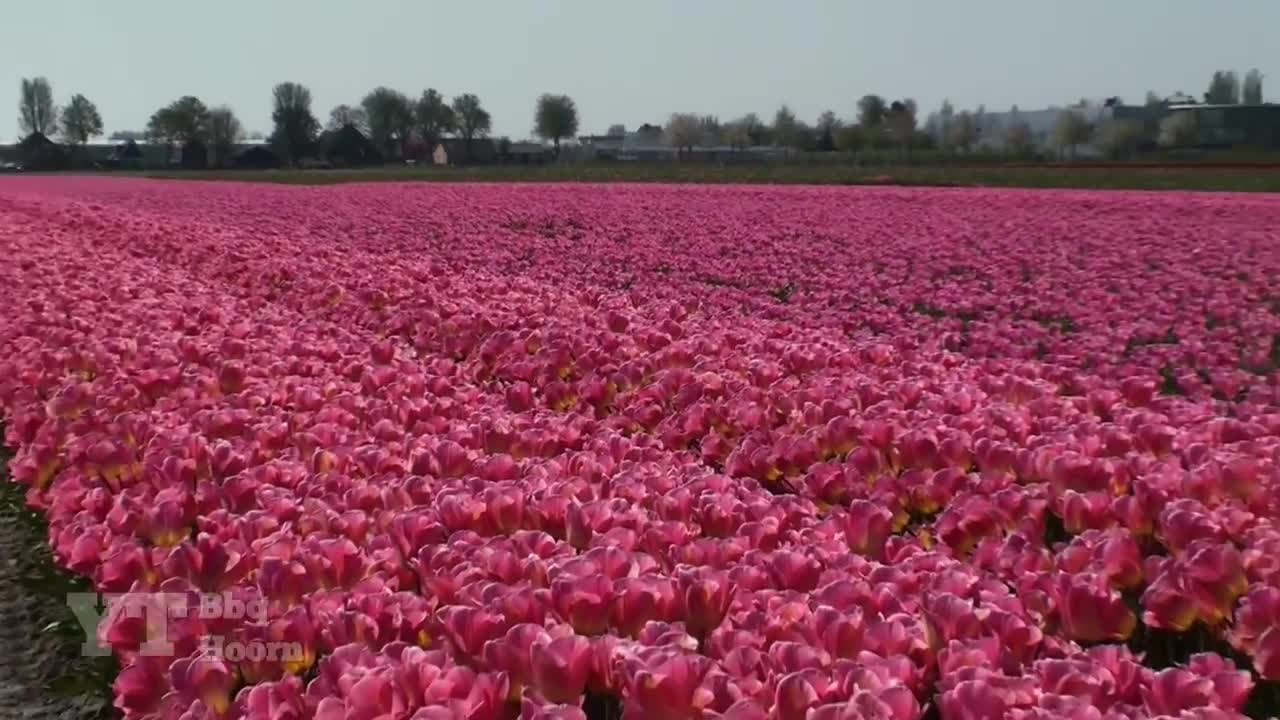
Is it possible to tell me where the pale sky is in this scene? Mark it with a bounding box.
[2,0,1276,142]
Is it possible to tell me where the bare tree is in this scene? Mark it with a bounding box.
[722,119,750,150]
[1051,110,1092,159]
[1094,119,1143,159]
[1002,121,1034,157]
[451,93,492,161]
[947,111,978,152]
[772,104,800,148]
[18,77,57,136]
[415,89,455,155]
[534,94,580,156]
[208,106,244,167]
[664,112,702,156]
[1158,112,1197,148]
[327,104,369,133]
[60,94,103,146]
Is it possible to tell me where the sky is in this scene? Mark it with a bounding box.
[2,0,1277,142]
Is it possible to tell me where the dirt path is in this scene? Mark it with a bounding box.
[0,443,111,720]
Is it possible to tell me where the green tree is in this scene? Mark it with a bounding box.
[1244,69,1264,104]
[451,93,492,162]
[147,96,211,145]
[362,87,414,158]
[18,77,57,136]
[415,89,455,155]
[534,93,580,156]
[270,82,319,167]
[857,94,887,129]
[59,93,103,146]
[208,106,243,167]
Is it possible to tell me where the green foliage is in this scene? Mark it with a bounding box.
[59,93,102,145]
[271,82,320,167]
[148,96,211,145]
[451,93,492,160]
[362,87,414,158]
[534,93,580,153]
[857,94,887,128]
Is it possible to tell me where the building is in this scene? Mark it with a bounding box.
[432,138,497,165]
[501,142,551,165]
[1166,104,1280,148]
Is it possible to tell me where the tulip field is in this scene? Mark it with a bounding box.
[4,176,1280,720]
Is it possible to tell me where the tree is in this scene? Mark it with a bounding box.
[109,130,145,142]
[18,77,57,137]
[737,112,768,146]
[1050,110,1092,159]
[607,124,626,137]
[772,105,800,148]
[451,94,492,162]
[947,111,978,152]
[534,93,580,156]
[1159,112,1197,148]
[415,89,455,156]
[147,96,211,145]
[886,99,917,154]
[1244,69,1264,104]
[664,112,702,156]
[1094,119,1143,160]
[857,94,887,129]
[1002,121,1034,157]
[59,94,103,146]
[815,110,842,152]
[936,100,955,147]
[1145,91,1163,106]
[327,104,368,134]
[362,87,414,158]
[1205,71,1241,104]
[835,124,867,152]
[208,106,243,167]
[722,119,750,150]
[698,115,723,146]
[270,82,319,167]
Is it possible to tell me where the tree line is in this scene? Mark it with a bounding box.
[9,67,1268,168]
